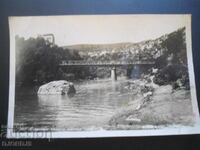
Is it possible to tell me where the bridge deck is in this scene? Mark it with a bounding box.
[59,60,155,66]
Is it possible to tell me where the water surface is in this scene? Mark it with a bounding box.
[14,78,136,131]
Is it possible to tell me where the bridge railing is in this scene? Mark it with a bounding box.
[59,60,155,66]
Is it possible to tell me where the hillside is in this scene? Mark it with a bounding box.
[62,33,170,62]
[63,42,134,52]
[15,27,188,86]
[62,27,188,86]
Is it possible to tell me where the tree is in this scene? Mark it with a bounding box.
[15,36,85,86]
[161,27,187,65]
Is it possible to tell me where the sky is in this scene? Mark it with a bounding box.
[9,15,190,46]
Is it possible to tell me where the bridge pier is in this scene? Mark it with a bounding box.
[111,67,117,81]
[126,67,132,78]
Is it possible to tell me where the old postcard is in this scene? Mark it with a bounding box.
[7,15,200,138]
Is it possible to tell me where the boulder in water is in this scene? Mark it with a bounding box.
[37,80,76,95]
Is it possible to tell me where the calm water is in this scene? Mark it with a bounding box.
[14,78,136,131]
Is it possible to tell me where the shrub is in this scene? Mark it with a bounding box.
[153,64,189,88]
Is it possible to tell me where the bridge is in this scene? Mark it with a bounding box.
[59,60,154,66]
[59,60,155,81]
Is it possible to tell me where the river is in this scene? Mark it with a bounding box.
[14,78,137,131]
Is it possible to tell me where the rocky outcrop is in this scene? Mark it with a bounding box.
[109,84,194,129]
[37,80,76,95]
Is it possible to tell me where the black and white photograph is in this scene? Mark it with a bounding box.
[7,15,200,138]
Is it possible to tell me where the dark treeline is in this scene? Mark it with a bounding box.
[153,27,190,89]
[15,36,90,86]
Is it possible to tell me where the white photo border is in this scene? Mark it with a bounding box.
[7,14,200,138]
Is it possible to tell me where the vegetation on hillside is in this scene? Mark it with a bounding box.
[65,27,189,88]
[153,27,189,89]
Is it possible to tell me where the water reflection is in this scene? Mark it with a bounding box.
[15,78,135,131]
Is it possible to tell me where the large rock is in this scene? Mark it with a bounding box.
[37,80,76,95]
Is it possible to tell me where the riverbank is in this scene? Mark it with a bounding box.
[108,81,195,130]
